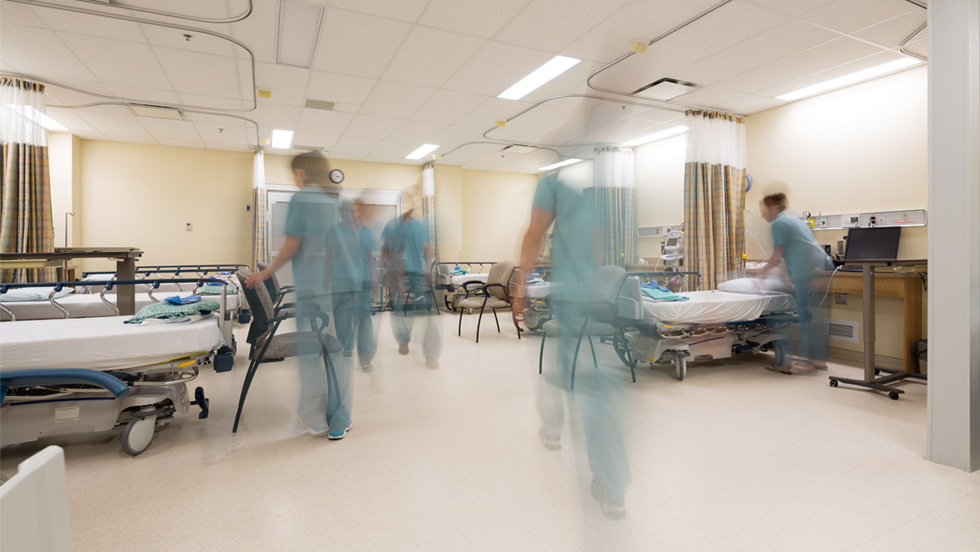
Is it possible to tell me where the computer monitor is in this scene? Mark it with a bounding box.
[844,227,901,261]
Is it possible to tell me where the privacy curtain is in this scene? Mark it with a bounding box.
[422,162,437,265]
[683,110,746,290]
[593,146,637,268]
[251,150,268,269]
[0,77,55,283]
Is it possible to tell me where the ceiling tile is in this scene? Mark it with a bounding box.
[716,95,784,114]
[311,9,413,79]
[295,108,354,135]
[494,0,632,52]
[586,64,666,97]
[802,0,919,34]
[368,140,426,159]
[140,24,238,58]
[344,114,403,140]
[439,146,491,164]
[746,0,836,16]
[328,0,430,23]
[103,134,159,145]
[359,81,435,119]
[758,50,910,98]
[442,41,552,96]
[176,93,247,111]
[157,138,207,149]
[194,122,249,144]
[904,37,927,59]
[254,62,311,107]
[251,104,303,133]
[628,107,687,124]
[619,1,790,76]
[44,109,97,133]
[306,71,377,105]
[332,137,381,155]
[31,5,146,42]
[390,120,449,143]
[0,24,100,84]
[104,84,182,106]
[291,132,340,151]
[671,19,839,86]
[455,97,534,129]
[408,89,489,125]
[672,86,747,108]
[380,27,486,88]
[2,3,48,27]
[136,117,202,140]
[156,47,249,101]
[76,112,152,137]
[419,0,530,38]
[851,10,928,49]
[182,112,248,126]
[718,36,883,94]
[560,0,724,63]
[227,0,278,64]
[434,125,486,146]
[42,83,115,107]
[520,61,604,104]
[58,33,172,89]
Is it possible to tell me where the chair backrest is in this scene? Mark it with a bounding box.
[237,268,276,345]
[486,261,515,301]
[256,262,279,301]
[588,265,627,322]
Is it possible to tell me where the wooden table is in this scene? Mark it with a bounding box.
[1,248,143,315]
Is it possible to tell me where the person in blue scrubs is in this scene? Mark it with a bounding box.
[759,192,832,373]
[513,168,631,520]
[326,199,376,371]
[381,193,441,368]
[245,152,352,440]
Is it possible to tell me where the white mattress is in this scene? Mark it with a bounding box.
[525,282,563,299]
[642,290,794,325]
[0,315,225,371]
[450,273,489,286]
[1,292,239,322]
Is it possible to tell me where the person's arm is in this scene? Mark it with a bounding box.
[246,235,299,288]
[759,245,785,277]
[514,207,556,319]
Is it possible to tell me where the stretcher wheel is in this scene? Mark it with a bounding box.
[829,379,839,387]
[675,355,687,381]
[874,368,881,376]
[771,340,787,367]
[888,391,899,400]
[122,415,157,456]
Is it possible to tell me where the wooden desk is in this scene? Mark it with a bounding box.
[813,270,925,373]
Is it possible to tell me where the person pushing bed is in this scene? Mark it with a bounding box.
[758,192,833,374]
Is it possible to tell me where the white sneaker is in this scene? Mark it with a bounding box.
[539,427,561,450]
[591,480,626,520]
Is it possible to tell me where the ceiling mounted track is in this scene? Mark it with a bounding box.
[68,0,253,24]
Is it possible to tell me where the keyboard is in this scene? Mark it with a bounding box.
[839,265,863,272]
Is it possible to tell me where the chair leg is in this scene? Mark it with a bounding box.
[492,308,500,332]
[458,306,464,336]
[570,333,585,390]
[588,335,598,369]
[539,334,547,374]
[475,304,485,343]
[232,358,261,433]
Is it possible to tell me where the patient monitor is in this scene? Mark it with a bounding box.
[660,231,684,267]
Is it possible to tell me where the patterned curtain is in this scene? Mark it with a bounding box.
[0,77,55,283]
[251,150,268,269]
[422,162,437,264]
[683,110,746,290]
[593,146,637,268]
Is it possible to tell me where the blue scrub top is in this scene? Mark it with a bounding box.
[358,225,375,283]
[532,170,597,285]
[325,222,365,293]
[771,212,828,283]
[284,186,335,290]
[382,216,428,274]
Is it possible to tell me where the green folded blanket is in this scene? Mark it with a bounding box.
[126,299,221,324]
[641,288,688,302]
[198,283,237,295]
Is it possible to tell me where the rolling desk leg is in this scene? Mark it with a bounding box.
[116,257,136,316]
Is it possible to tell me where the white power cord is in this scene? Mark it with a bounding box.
[816,266,843,309]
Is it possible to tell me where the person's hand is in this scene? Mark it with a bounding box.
[245,269,270,289]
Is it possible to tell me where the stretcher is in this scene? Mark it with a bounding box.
[0,286,235,456]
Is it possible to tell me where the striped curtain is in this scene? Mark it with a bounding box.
[251,151,268,269]
[683,110,746,290]
[593,146,637,268]
[0,77,55,283]
[422,163,437,264]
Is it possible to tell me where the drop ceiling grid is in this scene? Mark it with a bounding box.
[417,0,530,39]
[343,114,404,141]
[757,49,909,98]
[29,4,147,42]
[0,24,101,85]
[440,41,553,97]
[405,89,489,126]
[310,8,414,79]
[327,0,432,24]
[378,26,488,89]
[851,10,928,49]
[800,0,920,35]
[254,62,311,108]
[492,0,633,53]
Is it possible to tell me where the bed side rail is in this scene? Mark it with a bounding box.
[0,369,131,403]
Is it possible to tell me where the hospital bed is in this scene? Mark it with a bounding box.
[0,281,235,456]
[618,274,797,380]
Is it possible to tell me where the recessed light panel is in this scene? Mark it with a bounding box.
[498,56,581,100]
[277,0,325,69]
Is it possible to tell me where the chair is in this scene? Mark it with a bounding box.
[233,268,342,433]
[457,261,520,343]
[256,262,294,313]
[537,266,635,389]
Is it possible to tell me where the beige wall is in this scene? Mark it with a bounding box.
[633,134,686,261]
[459,169,538,263]
[433,165,463,262]
[78,141,253,271]
[48,133,75,249]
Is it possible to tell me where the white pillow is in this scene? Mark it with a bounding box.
[717,275,792,295]
[1,286,75,302]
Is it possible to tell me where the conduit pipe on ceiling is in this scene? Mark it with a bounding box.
[72,0,253,24]
[8,0,258,114]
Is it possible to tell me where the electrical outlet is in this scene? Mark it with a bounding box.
[185,223,192,231]
[835,293,848,305]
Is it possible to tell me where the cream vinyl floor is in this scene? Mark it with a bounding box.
[1,312,978,551]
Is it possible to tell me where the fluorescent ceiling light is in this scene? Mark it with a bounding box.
[277,0,325,68]
[498,56,581,100]
[538,158,582,171]
[6,105,69,132]
[406,144,439,160]
[271,129,293,149]
[622,125,689,147]
[776,57,921,102]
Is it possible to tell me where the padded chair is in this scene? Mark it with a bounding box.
[233,268,342,433]
[256,262,294,313]
[538,265,635,389]
[457,261,521,343]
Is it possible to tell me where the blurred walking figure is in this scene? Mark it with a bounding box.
[245,152,352,440]
[325,198,376,371]
[514,167,631,520]
[381,192,442,368]
[758,192,832,374]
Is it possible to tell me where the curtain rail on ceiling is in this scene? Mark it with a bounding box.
[71,0,253,24]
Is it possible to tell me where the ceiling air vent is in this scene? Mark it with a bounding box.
[305,99,335,111]
[501,144,536,154]
[632,78,696,101]
[126,105,185,120]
